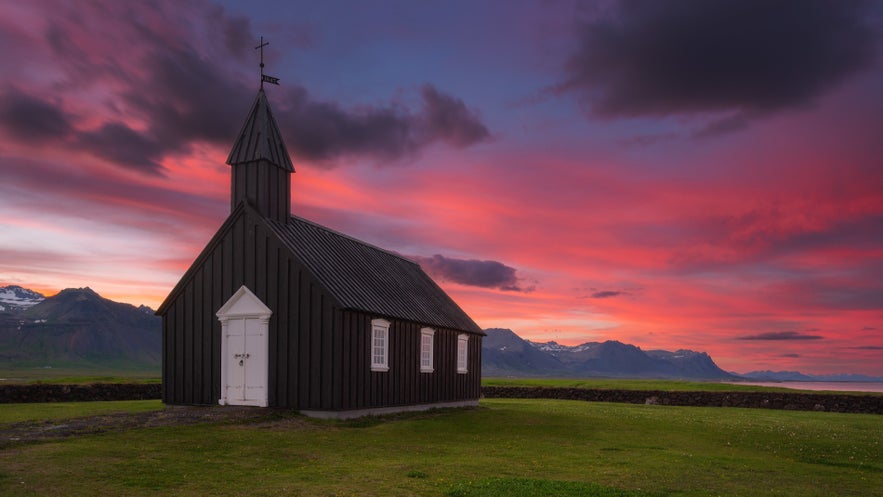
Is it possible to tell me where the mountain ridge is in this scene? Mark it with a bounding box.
[483,328,739,380]
[3,285,880,381]
[0,285,160,371]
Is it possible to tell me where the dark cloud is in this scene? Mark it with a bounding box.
[861,327,877,331]
[277,84,490,165]
[12,1,488,176]
[413,254,532,292]
[77,122,165,175]
[590,290,623,299]
[278,86,415,163]
[417,85,490,147]
[738,331,824,341]
[0,87,165,173]
[0,87,74,143]
[849,345,883,350]
[780,353,801,358]
[559,0,877,126]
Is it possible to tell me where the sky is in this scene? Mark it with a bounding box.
[1,0,882,376]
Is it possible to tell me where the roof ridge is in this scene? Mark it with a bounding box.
[275,215,420,266]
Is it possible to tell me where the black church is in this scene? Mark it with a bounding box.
[156,83,483,418]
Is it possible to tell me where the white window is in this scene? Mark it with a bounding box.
[371,318,390,372]
[420,327,435,373]
[457,334,469,374]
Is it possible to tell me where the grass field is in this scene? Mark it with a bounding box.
[0,366,161,384]
[1,398,880,496]
[0,399,164,425]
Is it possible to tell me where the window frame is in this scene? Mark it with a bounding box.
[457,334,469,374]
[371,318,390,372]
[420,327,435,373]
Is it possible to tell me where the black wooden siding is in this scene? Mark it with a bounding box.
[161,206,482,410]
[162,207,336,407]
[232,163,290,223]
[333,311,482,410]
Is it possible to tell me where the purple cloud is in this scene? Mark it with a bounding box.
[589,290,623,299]
[413,254,531,292]
[558,0,877,128]
[0,87,74,143]
[738,331,824,341]
[1,1,490,176]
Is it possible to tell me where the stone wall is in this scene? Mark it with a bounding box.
[3,384,881,414]
[0,383,161,403]
[481,386,883,414]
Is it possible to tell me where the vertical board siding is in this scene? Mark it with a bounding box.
[275,252,288,407]
[328,310,483,411]
[298,272,310,407]
[161,312,172,402]
[162,208,482,410]
[232,163,290,223]
[288,268,303,407]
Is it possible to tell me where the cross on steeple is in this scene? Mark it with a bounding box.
[255,36,280,89]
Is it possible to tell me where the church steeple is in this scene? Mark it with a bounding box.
[225,89,294,222]
[225,37,292,222]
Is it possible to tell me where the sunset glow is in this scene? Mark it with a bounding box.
[1,1,881,376]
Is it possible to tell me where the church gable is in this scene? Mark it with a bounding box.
[216,285,272,319]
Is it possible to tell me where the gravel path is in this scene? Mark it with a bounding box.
[1,406,296,448]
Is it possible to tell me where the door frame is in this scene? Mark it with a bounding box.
[216,285,272,407]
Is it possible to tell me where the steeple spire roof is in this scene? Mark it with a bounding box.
[226,89,294,172]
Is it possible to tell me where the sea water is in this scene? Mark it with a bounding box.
[727,381,883,393]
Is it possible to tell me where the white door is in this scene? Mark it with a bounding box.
[217,286,271,407]
[223,317,268,406]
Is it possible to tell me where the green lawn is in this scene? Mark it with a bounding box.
[0,400,164,426]
[1,398,880,496]
[0,366,160,384]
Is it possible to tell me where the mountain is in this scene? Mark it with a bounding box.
[482,328,567,376]
[0,285,45,311]
[742,370,883,382]
[0,287,160,371]
[482,328,738,380]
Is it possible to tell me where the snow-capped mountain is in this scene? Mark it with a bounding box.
[0,285,45,311]
[483,328,738,380]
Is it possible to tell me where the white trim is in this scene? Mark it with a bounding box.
[457,334,469,374]
[371,318,390,372]
[420,327,435,373]
[217,286,272,407]
[300,400,479,420]
[216,285,272,321]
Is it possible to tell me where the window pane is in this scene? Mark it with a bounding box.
[371,324,388,370]
[421,334,432,368]
[457,335,468,373]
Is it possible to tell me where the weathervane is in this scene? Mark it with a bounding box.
[256,36,280,88]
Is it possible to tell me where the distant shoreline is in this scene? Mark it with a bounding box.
[725,381,883,393]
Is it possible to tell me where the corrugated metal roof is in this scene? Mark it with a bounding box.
[226,89,295,172]
[267,215,483,334]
